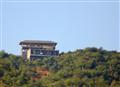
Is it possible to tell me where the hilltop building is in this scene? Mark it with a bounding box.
[19,40,59,60]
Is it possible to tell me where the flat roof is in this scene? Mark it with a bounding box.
[19,40,57,45]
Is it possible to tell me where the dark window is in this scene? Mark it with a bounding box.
[47,51,51,55]
[35,50,40,54]
[31,50,34,54]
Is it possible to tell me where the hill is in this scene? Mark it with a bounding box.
[0,47,120,87]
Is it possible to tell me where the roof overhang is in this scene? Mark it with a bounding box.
[19,40,57,45]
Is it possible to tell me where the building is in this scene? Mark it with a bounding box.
[19,40,59,60]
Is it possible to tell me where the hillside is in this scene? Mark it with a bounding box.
[0,47,120,87]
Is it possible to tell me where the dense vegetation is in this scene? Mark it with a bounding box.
[0,47,120,87]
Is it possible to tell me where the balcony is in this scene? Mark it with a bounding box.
[31,50,59,57]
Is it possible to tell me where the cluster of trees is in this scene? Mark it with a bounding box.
[0,47,120,87]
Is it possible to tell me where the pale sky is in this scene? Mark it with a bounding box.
[0,0,119,54]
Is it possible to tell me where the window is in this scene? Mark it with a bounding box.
[31,50,34,54]
[35,50,40,54]
[47,51,51,55]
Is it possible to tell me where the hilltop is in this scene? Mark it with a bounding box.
[0,47,120,87]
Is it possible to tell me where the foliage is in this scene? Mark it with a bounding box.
[0,47,120,87]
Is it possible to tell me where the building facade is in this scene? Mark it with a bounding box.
[19,40,59,60]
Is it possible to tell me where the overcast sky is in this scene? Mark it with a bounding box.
[0,0,119,54]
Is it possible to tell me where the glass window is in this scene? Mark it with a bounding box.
[31,50,34,54]
[35,50,40,54]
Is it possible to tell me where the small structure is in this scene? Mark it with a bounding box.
[19,40,59,60]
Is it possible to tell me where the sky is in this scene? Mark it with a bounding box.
[0,0,119,55]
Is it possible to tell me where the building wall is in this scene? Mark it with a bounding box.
[27,49,31,60]
[42,45,55,50]
[21,49,27,60]
[21,44,55,50]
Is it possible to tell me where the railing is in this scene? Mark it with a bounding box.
[31,50,59,56]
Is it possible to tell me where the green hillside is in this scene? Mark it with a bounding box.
[0,47,120,87]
